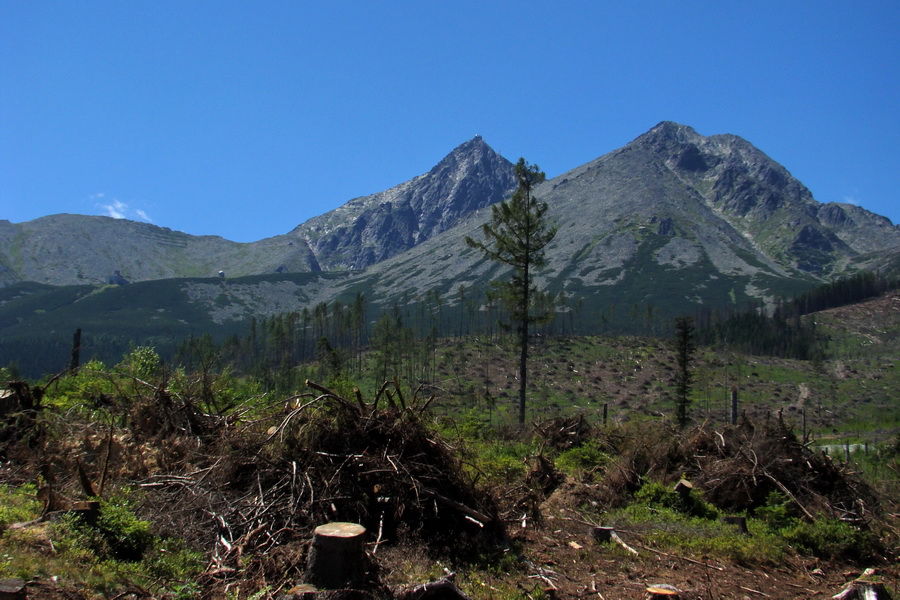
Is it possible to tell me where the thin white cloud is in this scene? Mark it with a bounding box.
[842,195,859,206]
[103,199,128,219]
[93,194,153,223]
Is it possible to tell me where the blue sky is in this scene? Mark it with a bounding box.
[2,2,898,243]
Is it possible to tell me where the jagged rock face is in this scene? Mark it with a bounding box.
[629,122,900,275]
[291,136,517,270]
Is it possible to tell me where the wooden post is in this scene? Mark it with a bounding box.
[602,402,608,427]
[802,406,807,443]
[305,522,368,590]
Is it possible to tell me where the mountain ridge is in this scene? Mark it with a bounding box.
[0,136,516,287]
[2,122,899,333]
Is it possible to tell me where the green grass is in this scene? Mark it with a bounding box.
[0,486,204,596]
[593,483,883,567]
[0,483,41,529]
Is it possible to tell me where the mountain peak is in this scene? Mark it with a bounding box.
[431,135,506,174]
[289,135,517,270]
[441,135,495,161]
[641,121,703,144]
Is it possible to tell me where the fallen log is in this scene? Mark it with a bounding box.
[425,490,492,526]
[591,526,638,556]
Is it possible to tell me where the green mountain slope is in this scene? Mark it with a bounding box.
[0,216,320,287]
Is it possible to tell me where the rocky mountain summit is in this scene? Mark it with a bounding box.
[633,122,900,274]
[285,136,517,270]
[0,137,515,287]
[345,122,900,322]
[531,121,900,285]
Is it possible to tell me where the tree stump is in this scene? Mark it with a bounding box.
[305,522,368,590]
[720,515,748,534]
[673,479,693,499]
[0,579,26,600]
[833,580,894,600]
[645,585,679,599]
[592,526,614,543]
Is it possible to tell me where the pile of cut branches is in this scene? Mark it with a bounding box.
[139,380,502,583]
[601,417,879,521]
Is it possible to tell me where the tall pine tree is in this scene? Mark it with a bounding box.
[466,158,557,425]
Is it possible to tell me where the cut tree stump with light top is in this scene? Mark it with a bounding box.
[833,579,894,600]
[305,522,368,590]
[645,585,680,599]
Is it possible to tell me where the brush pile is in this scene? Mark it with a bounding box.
[600,417,879,521]
[135,380,501,582]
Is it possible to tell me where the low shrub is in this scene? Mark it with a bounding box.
[781,517,882,562]
[0,483,41,528]
[555,439,609,480]
[753,490,797,531]
[634,480,719,519]
[94,495,153,561]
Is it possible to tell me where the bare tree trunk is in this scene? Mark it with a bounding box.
[519,321,527,426]
[69,328,82,374]
[730,386,738,425]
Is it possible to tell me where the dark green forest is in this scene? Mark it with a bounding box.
[696,271,899,359]
[2,271,897,387]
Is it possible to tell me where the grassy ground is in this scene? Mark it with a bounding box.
[0,292,897,598]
